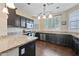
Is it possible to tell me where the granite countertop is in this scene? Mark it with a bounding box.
[0,35,38,53]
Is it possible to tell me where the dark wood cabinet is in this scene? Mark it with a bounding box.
[7,14,15,26]
[20,17,26,28]
[35,32,46,41]
[57,34,73,47]
[26,19,34,29]
[46,34,57,43]
[73,37,79,55]
[35,32,40,40]
[46,34,73,47]
[56,34,65,45]
[39,33,46,41]
[7,8,34,28]
[8,14,21,27]
[7,8,16,27]
[14,15,21,27]
[19,41,36,56]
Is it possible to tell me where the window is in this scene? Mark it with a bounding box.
[69,10,79,32]
[44,15,61,31]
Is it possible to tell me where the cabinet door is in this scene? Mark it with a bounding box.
[40,33,46,41]
[40,33,43,40]
[7,14,16,26]
[57,34,72,46]
[46,34,57,43]
[25,42,35,56]
[75,42,79,56]
[21,17,26,28]
[15,15,21,27]
[19,41,35,56]
[77,44,79,55]
[73,37,79,55]
[26,20,34,29]
[56,34,64,44]
[64,35,73,47]
[43,34,46,41]
[7,8,16,27]
[57,35,67,45]
[35,32,40,40]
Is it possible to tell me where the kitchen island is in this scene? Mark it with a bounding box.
[0,35,38,56]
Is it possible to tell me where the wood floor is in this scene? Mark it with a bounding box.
[36,40,76,56]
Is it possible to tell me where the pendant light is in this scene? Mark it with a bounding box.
[42,15,46,19]
[38,16,41,20]
[48,14,53,18]
[2,3,9,14]
[42,4,46,19]
[37,3,53,20]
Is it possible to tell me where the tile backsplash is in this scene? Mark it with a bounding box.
[7,27,31,35]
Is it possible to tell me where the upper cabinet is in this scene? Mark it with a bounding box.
[7,8,16,26]
[20,17,26,28]
[7,8,34,28]
[15,15,21,27]
[26,19,34,29]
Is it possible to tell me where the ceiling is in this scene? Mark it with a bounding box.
[14,3,78,17]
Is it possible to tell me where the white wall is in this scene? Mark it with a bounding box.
[0,3,8,36]
[62,4,79,32]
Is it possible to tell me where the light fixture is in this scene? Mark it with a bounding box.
[37,4,47,19]
[38,16,41,20]
[42,4,46,19]
[42,15,46,19]
[48,14,53,18]
[37,3,53,20]
[2,3,9,14]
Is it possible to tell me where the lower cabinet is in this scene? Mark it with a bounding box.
[46,34,73,47]
[46,34,57,43]
[19,41,35,56]
[35,32,46,41]
[75,43,79,56]
[73,37,79,55]
[35,32,79,56]
[57,35,73,47]
[35,32,40,40]
[40,33,46,41]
